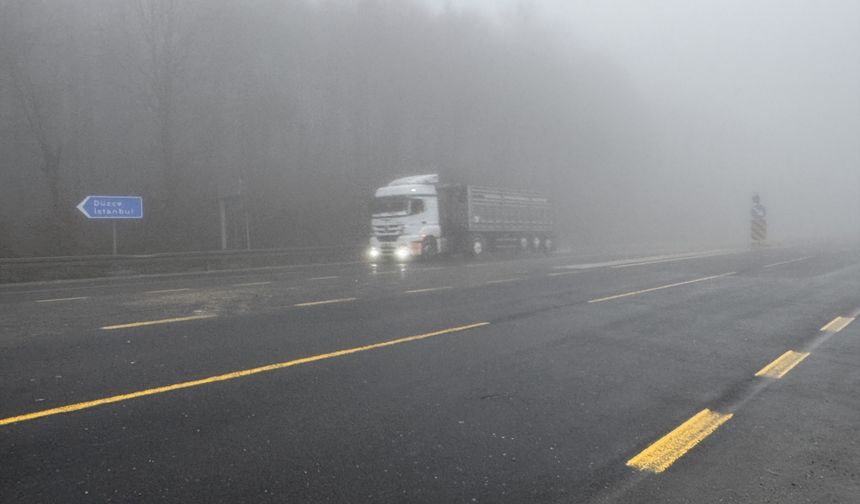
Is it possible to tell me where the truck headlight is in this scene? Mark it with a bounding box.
[367,247,380,260]
[395,246,411,261]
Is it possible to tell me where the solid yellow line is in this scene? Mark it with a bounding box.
[35,296,88,303]
[293,297,357,307]
[626,408,733,474]
[820,316,854,333]
[0,322,490,427]
[588,273,735,303]
[754,350,810,379]
[101,314,215,330]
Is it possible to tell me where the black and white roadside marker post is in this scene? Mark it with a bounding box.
[750,193,767,246]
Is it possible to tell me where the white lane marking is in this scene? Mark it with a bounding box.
[555,250,739,271]
[233,281,272,287]
[485,278,522,284]
[294,297,357,307]
[35,296,88,303]
[144,288,191,294]
[405,286,454,294]
[763,257,813,269]
[309,276,339,281]
[548,271,579,277]
[588,272,736,303]
[610,251,731,269]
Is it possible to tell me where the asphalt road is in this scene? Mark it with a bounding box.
[1,244,859,503]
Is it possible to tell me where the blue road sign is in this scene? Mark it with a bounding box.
[76,195,143,219]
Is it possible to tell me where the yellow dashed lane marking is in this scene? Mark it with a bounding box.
[820,316,854,333]
[294,297,357,307]
[627,409,733,474]
[0,322,489,427]
[588,273,735,304]
[755,350,810,379]
[101,314,215,331]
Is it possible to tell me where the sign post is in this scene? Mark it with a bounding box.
[76,195,144,255]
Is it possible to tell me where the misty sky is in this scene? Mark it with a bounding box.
[429,0,860,241]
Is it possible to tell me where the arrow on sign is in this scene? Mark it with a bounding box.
[77,195,143,220]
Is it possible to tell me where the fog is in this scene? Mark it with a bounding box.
[1,0,858,256]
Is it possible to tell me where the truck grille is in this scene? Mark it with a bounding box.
[373,222,404,237]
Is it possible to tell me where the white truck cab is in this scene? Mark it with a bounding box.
[368,174,442,261]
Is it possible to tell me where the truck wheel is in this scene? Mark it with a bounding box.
[542,237,554,252]
[421,237,437,259]
[519,236,529,253]
[470,234,485,257]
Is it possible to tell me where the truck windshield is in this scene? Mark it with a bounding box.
[372,197,408,216]
[372,197,424,216]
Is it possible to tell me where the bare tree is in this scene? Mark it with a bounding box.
[0,0,66,230]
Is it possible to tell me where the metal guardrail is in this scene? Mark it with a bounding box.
[0,246,365,284]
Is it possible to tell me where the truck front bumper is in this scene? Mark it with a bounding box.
[368,236,423,262]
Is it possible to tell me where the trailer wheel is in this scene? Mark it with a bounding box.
[531,235,541,251]
[542,237,554,252]
[470,234,485,257]
[519,236,529,252]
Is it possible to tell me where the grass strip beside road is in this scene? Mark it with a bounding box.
[0,322,489,427]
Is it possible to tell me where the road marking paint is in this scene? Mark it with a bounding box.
[144,288,190,294]
[547,271,578,277]
[308,276,339,281]
[626,409,733,474]
[35,296,88,303]
[763,257,812,269]
[485,278,521,284]
[405,286,454,294]
[293,297,357,307]
[820,316,854,333]
[755,350,810,379]
[611,252,726,269]
[233,281,271,287]
[101,314,215,331]
[588,273,735,304]
[0,321,490,427]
